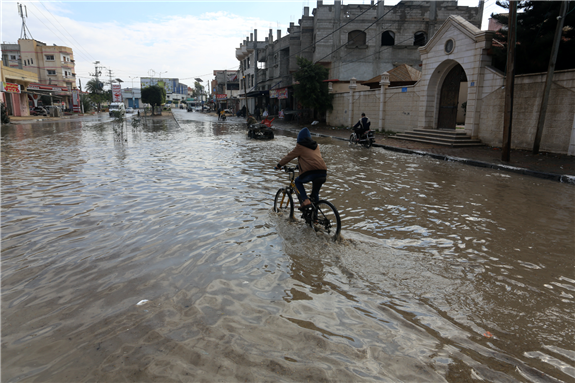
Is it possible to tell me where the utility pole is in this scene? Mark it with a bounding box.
[532,1,569,154]
[89,61,103,112]
[107,69,114,89]
[501,1,517,162]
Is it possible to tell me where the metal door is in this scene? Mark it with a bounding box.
[437,65,465,130]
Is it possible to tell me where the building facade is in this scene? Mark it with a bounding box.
[1,60,38,117]
[1,38,78,114]
[234,0,483,117]
[140,77,189,104]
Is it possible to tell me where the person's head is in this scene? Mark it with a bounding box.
[361,113,365,117]
[297,127,311,143]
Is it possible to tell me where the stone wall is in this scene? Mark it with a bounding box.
[327,68,575,154]
[327,84,420,133]
[479,69,575,154]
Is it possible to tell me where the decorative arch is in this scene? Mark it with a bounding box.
[381,31,395,46]
[348,30,366,46]
[422,59,469,130]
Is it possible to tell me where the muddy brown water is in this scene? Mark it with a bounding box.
[2,110,574,382]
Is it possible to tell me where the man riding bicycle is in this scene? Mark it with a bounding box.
[275,127,327,209]
[353,113,370,139]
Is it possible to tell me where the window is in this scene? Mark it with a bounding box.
[414,31,427,46]
[10,55,17,60]
[348,30,366,46]
[45,55,55,61]
[381,31,395,46]
[47,70,56,75]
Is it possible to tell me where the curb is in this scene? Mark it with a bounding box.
[283,126,575,185]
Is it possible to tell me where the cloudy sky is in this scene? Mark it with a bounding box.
[1,0,504,90]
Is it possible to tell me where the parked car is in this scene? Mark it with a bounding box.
[30,106,48,116]
[125,107,134,114]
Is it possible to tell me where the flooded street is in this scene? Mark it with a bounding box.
[2,110,574,382]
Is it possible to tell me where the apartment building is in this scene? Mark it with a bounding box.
[1,38,78,113]
[2,39,77,91]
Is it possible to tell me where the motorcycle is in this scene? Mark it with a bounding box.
[349,129,375,148]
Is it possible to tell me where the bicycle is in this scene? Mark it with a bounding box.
[273,166,341,241]
[349,129,375,148]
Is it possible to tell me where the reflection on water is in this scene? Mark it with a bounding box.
[2,112,574,382]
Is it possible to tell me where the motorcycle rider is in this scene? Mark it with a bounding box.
[353,113,370,140]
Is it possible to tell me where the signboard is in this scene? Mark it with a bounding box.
[141,77,174,93]
[270,88,288,99]
[27,83,68,92]
[72,90,81,112]
[216,93,227,100]
[112,84,122,102]
[2,82,21,93]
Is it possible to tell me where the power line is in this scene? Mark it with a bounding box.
[26,2,94,64]
[314,1,404,64]
[38,2,97,62]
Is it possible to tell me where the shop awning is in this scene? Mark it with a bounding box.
[246,90,269,97]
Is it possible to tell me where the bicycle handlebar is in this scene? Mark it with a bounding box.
[274,165,299,172]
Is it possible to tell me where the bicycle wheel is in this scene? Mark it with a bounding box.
[274,188,294,219]
[312,200,341,241]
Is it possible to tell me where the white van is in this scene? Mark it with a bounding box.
[108,102,126,117]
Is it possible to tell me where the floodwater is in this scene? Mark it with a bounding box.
[2,109,574,382]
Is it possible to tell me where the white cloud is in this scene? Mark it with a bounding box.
[2,1,287,87]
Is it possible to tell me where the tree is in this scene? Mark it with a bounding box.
[293,57,333,120]
[491,1,575,74]
[85,78,107,112]
[141,85,166,115]
[80,94,92,113]
[190,81,204,98]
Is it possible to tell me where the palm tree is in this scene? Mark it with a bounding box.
[86,79,105,112]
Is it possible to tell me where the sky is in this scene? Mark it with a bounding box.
[1,0,505,90]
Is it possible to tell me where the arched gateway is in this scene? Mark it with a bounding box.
[417,16,494,138]
[437,64,467,130]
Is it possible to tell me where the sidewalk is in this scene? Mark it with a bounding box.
[272,119,575,184]
[6,112,95,123]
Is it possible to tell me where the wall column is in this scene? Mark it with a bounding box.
[568,112,575,156]
[378,72,390,132]
[349,77,357,127]
[326,82,334,125]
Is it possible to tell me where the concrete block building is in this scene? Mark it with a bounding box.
[234,0,483,117]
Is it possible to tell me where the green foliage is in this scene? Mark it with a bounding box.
[85,79,108,110]
[491,1,575,74]
[80,94,92,112]
[110,110,123,119]
[1,102,10,123]
[190,81,204,98]
[141,85,166,108]
[293,57,333,115]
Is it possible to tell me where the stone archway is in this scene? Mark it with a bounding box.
[421,59,469,130]
[437,64,467,130]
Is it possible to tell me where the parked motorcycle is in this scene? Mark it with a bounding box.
[349,129,375,148]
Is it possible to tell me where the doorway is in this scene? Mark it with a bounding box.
[437,64,467,130]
